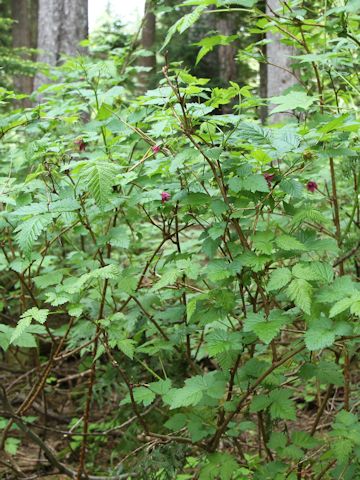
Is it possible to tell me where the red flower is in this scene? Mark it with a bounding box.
[152,145,161,154]
[161,191,171,203]
[74,138,86,152]
[264,172,275,185]
[306,181,318,192]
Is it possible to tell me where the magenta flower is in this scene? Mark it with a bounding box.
[74,138,86,152]
[264,172,275,186]
[306,181,318,192]
[161,191,171,203]
[152,145,161,154]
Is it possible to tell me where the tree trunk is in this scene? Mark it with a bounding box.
[34,0,88,89]
[11,0,38,101]
[266,0,297,122]
[217,17,237,86]
[216,15,238,113]
[138,0,156,93]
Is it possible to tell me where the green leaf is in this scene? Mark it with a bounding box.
[34,271,64,289]
[10,308,49,344]
[252,230,274,255]
[164,372,225,409]
[117,339,136,359]
[121,387,156,407]
[199,453,239,480]
[133,387,156,406]
[195,35,238,64]
[269,389,296,420]
[9,316,32,344]
[162,6,206,49]
[292,431,320,449]
[228,174,269,193]
[5,437,20,455]
[316,361,344,386]
[80,161,118,209]
[244,310,287,344]
[292,209,328,226]
[332,439,353,462]
[249,394,272,413]
[304,325,335,351]
[276,235,306,251]
[149,378,172,395]
[153,269,179,291]
[24,307,49,324]
[164,413,187,431]
[267,267,292,291]
[287,279,312,314]
[270,128,301,154]
[280,179,303,197]
[330,293,360,318]
[270,91,316,114]
[14,214,52,256]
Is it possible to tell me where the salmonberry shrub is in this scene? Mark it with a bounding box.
[0,1,359,479]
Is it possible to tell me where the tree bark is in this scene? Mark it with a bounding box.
[266,0,297,122]
[34,0,88,89]
[216,15,238,113]
[138,0,156,93]
[11,0,38,100]
[217,16,237,86]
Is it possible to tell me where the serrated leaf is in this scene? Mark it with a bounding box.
[280,179,303,197]
[149,378,171,395]
[276,235,306,251]
[164,372,224,409]
[164,413,187,431]
[14,214,52,256]
[80,161,118,209]
[88,264,121,280]
[10,307,49,344]
[330,293,360,318]
[9,316,32,344]
[316,361,344,386]
[332,439,353,462]
[304,327,335,351]
[292,431,320,449]
[244,310,287,344]
[199,453,239,480]
[267,267,292,291]
[133,387,156,406]
[270,91,316,114]
[287,279,312,314]
[24,307,49,324]
[292,209,328,226]
[249,394,272,413]
[269,389,296,420]
[252,230,274,255]
[153,269,179,291]
[117,339,136,359]
[34,271,64,289]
